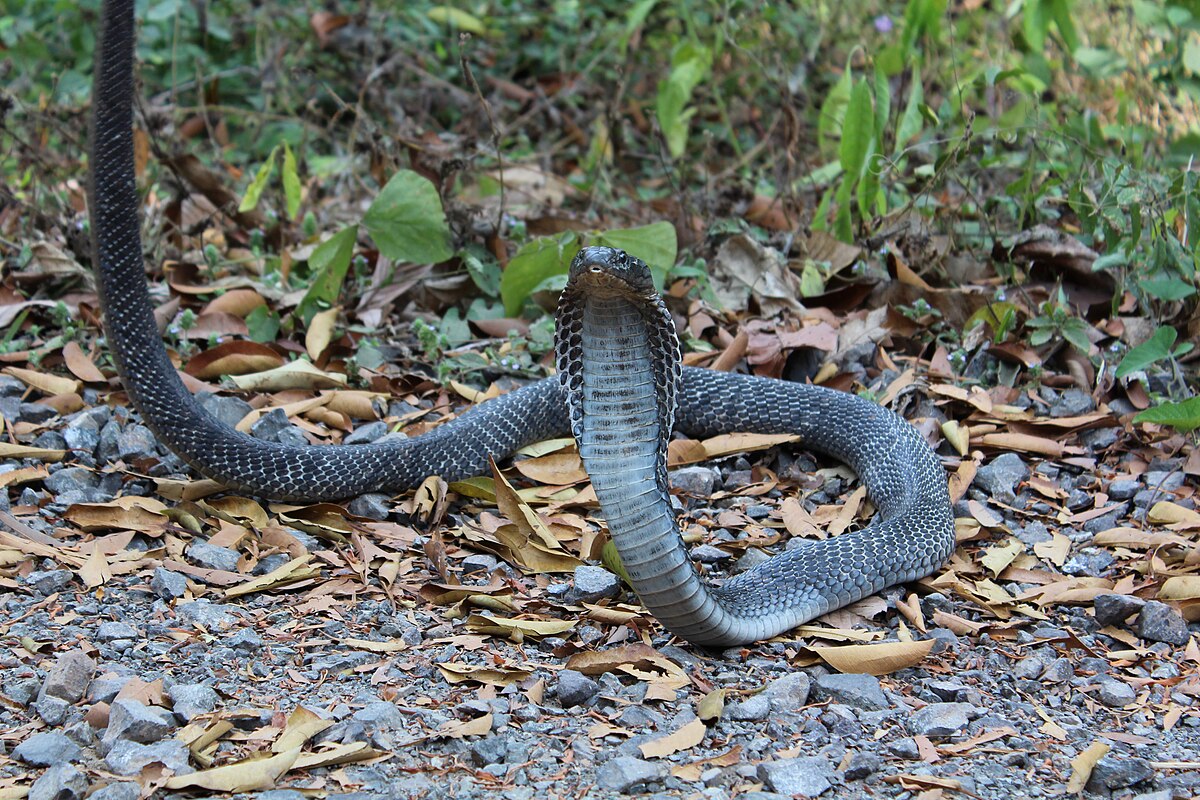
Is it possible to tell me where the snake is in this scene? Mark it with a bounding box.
[89,0,954,646]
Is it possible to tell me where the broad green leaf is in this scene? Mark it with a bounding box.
[282,143,301,221]
[1134,397,1200,433]
[363,170,453,264]
[656,42,712,158]
[817,60,854,158]
[601,540,631,587]
[621,0,660,54]
[1024,0,1052,51]
[594,222,678,288]
[873,63,891,148]
[1060,318,1093,356]
[245,305,280,343]
[799,262,825,297]
[1116,326,1177,379]
[297,225,357,325]
[499,234,580,316]
[1048,0,1079,51]
[426,6,487,35]
[238,147,277,213]
[895,64,925,153]
[1139,276,1197,301]
[840,80,875,182]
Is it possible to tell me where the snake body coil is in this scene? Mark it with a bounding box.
[90,0,954,646]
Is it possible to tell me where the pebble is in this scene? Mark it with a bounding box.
[726,694,771,721]
[595,756,667,793]
[1135,601,1189,645]
[1107,479,1141,500]
[40,650,95,703]
[88,783,141,800]
[344,421,389,445]
[843,750,880,780]
[186,540,241,572]
[96,621,138,642]
[762,672,811,713]
[169,683,220,721]
[461,554,499,574]
[556,669,600,708]
[1050,388,1095,417]
[104,739,194,776]
[1095,675,1136,708]
[198,393,254,428]
[973,452,1028,504]
[1094,593,1145,627]
[733,548,771,573]
[103,698,175,744]
[757,756,834,797]
[29,763,88,800]
[671,466,719,495]
[116,424,158,460]
[812,673,887,711]
[25,569,75,595]
[571,565,621,602]
[348,493,391,520]
[151,567,189,600]
[1086,755,1155,792]
[12,731,81,766]
[174,599,240,628]
[906,702,976,737]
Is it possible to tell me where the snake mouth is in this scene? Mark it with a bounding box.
[566,245,657,300]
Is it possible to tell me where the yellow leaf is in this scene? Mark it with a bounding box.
[940,420,970,456]
[810,639,935,676]
[273,706,332,753]
[438,713,492,739]
[980,537,1023,577]
[639,718,706,759]
[228,359,346,391]
[465,614,576,641]
[1066,741,1110,793]
[225,554,318,598]
[697,689,725,724]
[4,366,80,396]
[0,442,65,462]
[1148,501,1200,526]
[305,306,340,360]
[338,637,409,653]
[437,663,532,686]
[1033,532,1071,567]
[293,742,383,769]
[164,747,300,792]
[1159,576,1200,601]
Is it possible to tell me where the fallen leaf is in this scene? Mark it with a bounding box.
[980,538,1023,577]
[465,614,576,641]
[697,688,725,724]
[437,663,532,686]
[1067,741,1111,793]
[437,713,492,739]
[639,718,707,759]
[811,639,936,676]
[185,341,285,379]
[306,306,340,360]
[1159,577,1200,601]
[0,442,66,462]
[62,341,106,383]
[164,747,300,792]
[4,366,80,396]
[229,359,347,391]
[273,706,333,752]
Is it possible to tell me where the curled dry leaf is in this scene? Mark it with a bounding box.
[437,713,493,739]
[1066,741,1111,793]
[62,341,107,383]
[229,359,347,391]
[465,613,576,641]
[272,706,332,753]
[163,747,301,792]
[305,306,340,360]
[810,638,936,676]
[639,717,707,759]
[4,366,81,396]
[0,443,65,462]
[437,662,532,686]
[185,341,285,379]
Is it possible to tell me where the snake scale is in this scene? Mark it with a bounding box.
[89,0,954,646]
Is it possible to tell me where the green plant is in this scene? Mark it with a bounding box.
[1023,288,1092,355]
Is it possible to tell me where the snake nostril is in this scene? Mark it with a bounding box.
[589,266,602,273]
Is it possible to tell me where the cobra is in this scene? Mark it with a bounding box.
[89,0,954,646]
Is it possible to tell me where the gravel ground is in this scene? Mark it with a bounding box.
[1,371,1198,800]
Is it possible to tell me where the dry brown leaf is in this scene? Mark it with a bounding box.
[700,432,802,460]
[1148,501,1200,527]
[980,537,1023,577]
[1159,577,1200,601]
[941,420,970,456]
[437,663,532,686]
[64,498,169,533]
[306,306,340,360]
[566,643,684,678]
[163,747,300,792]
[975,432,1080,457]
[438,713,492,739]
[697,688,725,724]
[272,706,333,752]
[492,460,582,573]
[185,341,285,379]
[514,451,589,485]
[639,717,707,759]
[225,554,319,598]
[1033,532,1071,567]
[0,465,49,489]
[203,496,269,529]
[229,359,346,391]
[292,742,383,769]
[62,341,106,383]
[464,614,576,642]
[0,442,66,462]
[4,366,80,396]
[203,288,267,317]
[1067,741,1111,793]
[947,459,978,503]
[811,639,936,676]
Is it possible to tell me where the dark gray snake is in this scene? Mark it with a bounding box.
[90,0,954,645]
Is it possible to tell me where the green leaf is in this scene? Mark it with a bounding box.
[593,221,678,288]
[282,143,301,221]
[464,252,501,298]
[799,262,825,297]
[363,170,453,264]
[656,42,712,158]
[840,80,874,182]
[499,234,580,316]
[1024,0,1052,51]
[297,225,357,325]
[426,6,488,35]
[817,62,854,159]
[873,63,891,149]
[1134,397,1200,433]
[1048,0,1079,52]
[600,540,632,587]
[1139,276,1198,301]
[238,146,277,213]
[1116,326,1177,378]
[245,305,280,343]
[1060,318,1093,355]
[894,63,925,153]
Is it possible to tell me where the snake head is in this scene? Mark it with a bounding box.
[567,246,655,298]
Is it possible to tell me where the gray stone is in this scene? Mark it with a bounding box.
[556,669,600,708]
[344,421,389,445]
[812,673,887,711]
[25,569,75,595]
[973,452,1029,504]
[251,408,307,446]
[1086,755,1155,792]
[13,731,81,766]
[1107,479,1141,500]
[762,672,811,713]
[571,565,621,602]
[690,544,731,563]
[1142,471,1185,492]
[44,467,99,495]
[227,629,263,651]
[1050,388,1095,417]
[20,401,58,423]
[116,424,158,460]
[198,393,254,429]
[733,548,771,573]
[843,750,880,780]
[151,567,188,600]
[757,756,834,797]
[596,756,667,793]
[889,737,922,759]
[186,540,241,572]
[96,621,138,642]
[461,554,499,574]
[169,683,220,721]
[906,702,975,737]
[104,698,175,744]
[5,677,40,706]
[1095,675,1136,708]
[671,466,719,495]
[353,701,405,731]
[469,734,508,767]
[34,696,70,725]
[1041,657,1074,683]
[1016,520,1053,545]
[1094,593,1145,627]
[726,694,771,721]
[88,782,142,800]
[348,493,391,520]
[1063,548,1114,577]
[29,763,88,800]
[89,673,132,704]
[104,739,193,776]
[40,649,95,703]
[174,600,239,628]
[1136,601,1189,645]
